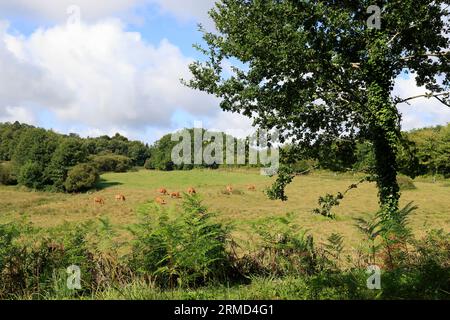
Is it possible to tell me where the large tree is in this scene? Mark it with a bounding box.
[186,0,450,216]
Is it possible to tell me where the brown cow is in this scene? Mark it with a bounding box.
[187,187,196,195]
[155,197,167,205]
[115,194,126,201]
[247,185,256,191]
[94,197,105,205]
[48,242,65,253]
[159,188,168,195]
[170,192,181,199]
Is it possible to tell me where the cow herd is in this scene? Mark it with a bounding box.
[93,184,257,206]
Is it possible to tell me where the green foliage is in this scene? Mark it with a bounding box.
[48,138,89,191]
[18,161,45,189]
[318,140,357,172]
[313,178,369,219]
[320,234,345,271]
[185,0,450,215]
[129,195,232,288]
[265,165,294,201]
[244,213,319,277]
[354,202,416,267]
[145,128,258,171]
[0,122,151,192]
[0,219,130,299]
[91,154,132,173]
[407,124,450,177]
[0,162,17,185]
[64,163,99,193]
[0,200,449,300]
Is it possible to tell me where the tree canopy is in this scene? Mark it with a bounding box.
[186,0,450,216]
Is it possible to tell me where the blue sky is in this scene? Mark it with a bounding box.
[0,1,448,144]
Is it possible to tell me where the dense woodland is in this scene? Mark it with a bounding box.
[0,121,449,192]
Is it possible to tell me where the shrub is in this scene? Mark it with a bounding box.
[91,154,132,173]
[64,163,99,193]
[0,219,129,299]
[241,213,319,277]
[17,161,45,189]
[129,195,232,288]
[0,162,17,185]
[397,175,417,191]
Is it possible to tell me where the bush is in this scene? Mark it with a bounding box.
[64,163,99,193]
[129,195,232,288]
[241,213,319,277]
[91,154,132,173]
[17,161,45,189]
[397,175,417,191]
[0,162,17,185]
[0,219,129,299]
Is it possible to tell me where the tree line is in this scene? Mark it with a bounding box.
[0,122,150,192]
[1,121,449,193]
[306,123,450,179]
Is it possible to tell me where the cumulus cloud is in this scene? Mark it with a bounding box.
[0,106,36,124]
[0,20,219,137]
[394,75,450,131]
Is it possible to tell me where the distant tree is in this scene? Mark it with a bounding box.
[91,154,133,173]
[12,128,60,188]
[48,138,88,190]
[408,124,450,178]
[318,140,357,172]
[0,162,17,185]
[12,128,59,168]
[186,1,450,216]
[128,141,151,166]
[18,161,45,189]
[64,163,100,193]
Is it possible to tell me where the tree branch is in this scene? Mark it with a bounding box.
[434,95,450,108]
[395,92,450,107]
[401,51,450,61]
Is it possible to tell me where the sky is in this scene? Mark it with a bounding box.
[0,1,449,144]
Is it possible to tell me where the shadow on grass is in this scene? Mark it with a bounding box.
[96,178,123,190]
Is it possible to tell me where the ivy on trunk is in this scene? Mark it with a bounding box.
[185,0,450,218]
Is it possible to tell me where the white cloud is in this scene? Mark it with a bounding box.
[0,20,220,139]
[0,0,147,23]
[0,0,216,26]
[394,75,450,131]
[0,106,36,124]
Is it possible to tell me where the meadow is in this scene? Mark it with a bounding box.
[0,168,449,251]
[1,168,449,300]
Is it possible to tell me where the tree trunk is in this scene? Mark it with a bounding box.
[367,82,401,216]
[372,124,400,213]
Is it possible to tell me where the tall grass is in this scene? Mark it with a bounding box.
[0,196,449,300]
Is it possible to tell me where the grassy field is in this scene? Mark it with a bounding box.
[0,168,449,252]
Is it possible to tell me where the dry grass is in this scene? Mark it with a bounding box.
[0,169,449,250]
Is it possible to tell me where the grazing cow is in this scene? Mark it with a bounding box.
[115,194,126,201]
[247,185,256,191]
[187,187,196,195]
[170,192,181,199]
[159,188,168,195]
[155,197,167,205]
[94,197,105,205]
[226,185,233,194]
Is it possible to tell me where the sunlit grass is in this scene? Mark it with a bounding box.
[0,169,449,250]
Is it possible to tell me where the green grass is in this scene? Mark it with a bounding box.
[0,169,449,250]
